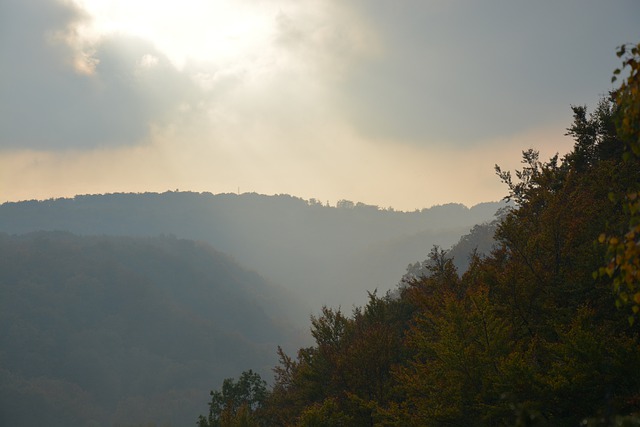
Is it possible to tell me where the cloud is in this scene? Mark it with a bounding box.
[0,0,198,150]
[0,101,574,211]
[0,0,637,209]
[7,0,631,153]
[323,0,640,146]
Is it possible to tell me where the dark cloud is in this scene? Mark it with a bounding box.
[333,0,640,146]
[2,0,637,153]
[0,0,197,150]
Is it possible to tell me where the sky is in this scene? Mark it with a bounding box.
[1,0,638,211]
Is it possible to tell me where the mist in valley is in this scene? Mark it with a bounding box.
[2,0,638,425]
[0,193,502,426]
[0,192,504,317]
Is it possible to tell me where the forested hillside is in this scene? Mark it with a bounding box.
[0,193,503,312]
[197,45,640,426]
[0,232,299,427]
[404,216,502,280]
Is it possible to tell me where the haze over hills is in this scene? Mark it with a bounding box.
[0,193,503,426]
[0,192,505,313]
[0,231,300,427]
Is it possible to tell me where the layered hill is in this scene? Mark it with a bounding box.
[0,192,504,311]
[0,232,298,427]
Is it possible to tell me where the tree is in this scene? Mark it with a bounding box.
[487,92,640,423]
[198,370,268,427]
[263,293,414,426]
[599,42,640,325]
[391,88,640,425]
[612,43,640,158]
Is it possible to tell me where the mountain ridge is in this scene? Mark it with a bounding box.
[0,191,505,312]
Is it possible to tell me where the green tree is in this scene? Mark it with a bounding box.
[198,370,267,427]
[393,253,516,426]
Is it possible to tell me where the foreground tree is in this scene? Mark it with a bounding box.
[198,370,268,427]
[392,70,640,424]
[599,43,640,325]
[262,293,414,426]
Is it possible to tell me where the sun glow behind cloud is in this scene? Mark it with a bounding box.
[0,116,572,211]
[1,0,637,210]
[73,0,277,68]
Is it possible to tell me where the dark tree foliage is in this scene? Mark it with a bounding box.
[198,370,268,427]
[598,43,640,325]
[259,292,415,426]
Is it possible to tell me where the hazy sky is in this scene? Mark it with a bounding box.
[1,0,638,210]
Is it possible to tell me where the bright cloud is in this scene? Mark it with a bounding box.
[0,0,638,210]
[73,0,278,68]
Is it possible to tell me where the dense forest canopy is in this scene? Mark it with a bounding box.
[198,44,640,426]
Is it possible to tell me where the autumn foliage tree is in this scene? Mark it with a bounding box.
[599,42,640,325]
[198,370,268,427]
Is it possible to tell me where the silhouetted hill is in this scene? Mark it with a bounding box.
[0,192,505,311]
[0,232,298,427]
[402,218,502,282]
[447,218,501,272]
